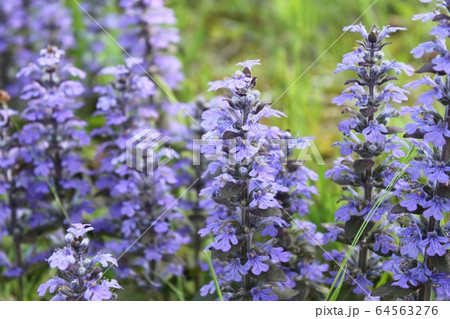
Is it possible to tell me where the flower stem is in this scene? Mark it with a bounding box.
[204,251,223,301]
[241,184,251,292]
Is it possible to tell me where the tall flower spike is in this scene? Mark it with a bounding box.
[0,90,30,299]
[77,0,115,74]
[16,46,92,227]
[90,0,191,294]
[392,0,450,301]
[119,0,183,90]
[325,24,413,299]
[269,132,329,299]
[38,224,122,301]
[118,0,190,138]
[91,58,190,291]
[199,60,321,300]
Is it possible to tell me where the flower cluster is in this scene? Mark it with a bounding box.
[38,224,122,301]
[91,58,189,289]
[0,0,75,97]
[199,60,323,300]
[90,0,193,296]
[77,0,114,75]
[389,0,450,301]
[17,46,92,227]
[325,24,413,299]
[1,46,91,300]
[0,89,28,283]
[119,0,183,90]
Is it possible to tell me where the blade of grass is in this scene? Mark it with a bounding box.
[204,250,223,301]
[326,147,415,301]
[160,275,185,301]
[148,73,191,129]
[152,73,179,105]
[329,268,346,301]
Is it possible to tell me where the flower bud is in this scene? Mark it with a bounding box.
[80,238,90,248]
[65,233,74,244]
[238,166,248,176]
[78,267,86,275]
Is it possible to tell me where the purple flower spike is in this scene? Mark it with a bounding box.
[199,62,322,300]
[91,0,190,289]
[16,46,92,225]
[326,23,413,299]
[396,0,450,301]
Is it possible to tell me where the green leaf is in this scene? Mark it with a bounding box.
[344,215,374,240]
[391,204,424,215]
[250,207,282,217]
[102,268,116,280]
[293,282,311,300]
[436,183,450,199]
[272,286,299,300]
[222,131,241,140]
[372,283,417,299]
[430,254,450,273]
[328,270,346,301]
[360,107,377,118]
[210,243,242,261]
[384,126,403,135]
[220,182,245,198]
[353,159,375,174]
[333,175,357,186]
[250,264,286,282]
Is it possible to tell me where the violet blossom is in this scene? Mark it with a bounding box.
[0,90,30,299]
[119,0,183,91]
[37,224,122,301]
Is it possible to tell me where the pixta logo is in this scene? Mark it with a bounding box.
[126,128,172,175]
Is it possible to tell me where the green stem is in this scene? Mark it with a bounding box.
[204,251,223,301]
